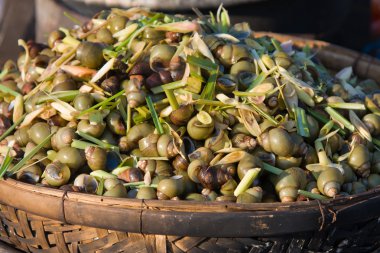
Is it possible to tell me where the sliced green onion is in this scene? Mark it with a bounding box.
[8,133,54,175]
[234,168,261,197]
[298,190,329,200]
[262,162,283,176]
[146,96,164,135]
[325,106,355,132]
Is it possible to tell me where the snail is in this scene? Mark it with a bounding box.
[85,146,107,171]
[317,167,344,197]
[258,127,296,157]
[348,144,371,177]
[44,161,71,187]
[138,133,179,158]
[236,187,263,204]
[270,167,307,202]
[123,75,146,108]
[157,176,185,200]
[76,41,104,69]
[28,122,52,148]
[51,127,76,151]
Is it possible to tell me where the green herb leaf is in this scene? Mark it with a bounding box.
[146,96,164,135]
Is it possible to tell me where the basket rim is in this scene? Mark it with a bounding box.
[1,32,380,237]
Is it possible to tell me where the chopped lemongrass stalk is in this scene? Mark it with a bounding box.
[79,90,124,116]
[271,38,283,52]
[278,66,314,90]
[306,108,346,135]
[38,47,76,82]
[123,181,146,187]
[113,23,139,41]
[0,84,21,97]
[234,168,261,197]
[173,35,190,59]
[315,141,332,166]
[349,110,372,142]
[137,156,169,161]
[77,131,118,151]
[293,84,315,107]
[250,49,268,73]
[62,35,80,48]
[71,139,99,149]
[365,97,380,116]
[196,99,226,107]
[8,133,54,175]
[187,55,218,71]
[238,108,262,137]
[127,104,131,134]
[164,89,179,110]
[262,162,283,176]
[196,69,218,111]
[0,114,25,142]
[151,80,185,94]
[146,96,164,135]
[328,102,366,110]
[192,32,215,62]
[18,39,30,82]
[197,111,212,125]
[137,184,158,189]
[325,106,355,132]
[298,190,329,200]
[294,107,310,137]
[51,101,77,121]
[37,90,80,104]
[90,58,115,83]
[154,20,198,33]
[249,103,278,126]
[96,178,104,196]
[247,67,277,91]
[90,170,117,179]
[319,120,335,137]
[20,107,45,128]
[111,166,131,176]
[12,95,24,123]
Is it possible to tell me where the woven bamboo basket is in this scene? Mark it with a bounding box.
[1,33,380,253]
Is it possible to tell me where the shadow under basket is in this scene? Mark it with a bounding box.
[1,33,380,253]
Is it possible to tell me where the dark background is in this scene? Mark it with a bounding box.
[0,0,373,65]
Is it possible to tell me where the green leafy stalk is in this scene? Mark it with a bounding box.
[325,106,355,132]
[187,55,218,71]
[262,162,283,176]
[250,103,278,126]
[0,148,13,179]
[77,131,119,151]
[0,114,26,142]
[196,69,218,111]
[146,96,164,135]
[8,133,54,175]
[271,38,283,52]
[298,190,329,200]
[306,108,346,135]
[37,90,80,104]
[294,107,310,137]
[0,84,21,97]
[78,90,124,116]
[151,80,185,94]
[71,139,99,149]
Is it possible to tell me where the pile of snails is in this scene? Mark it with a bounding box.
[0,6,380,203]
